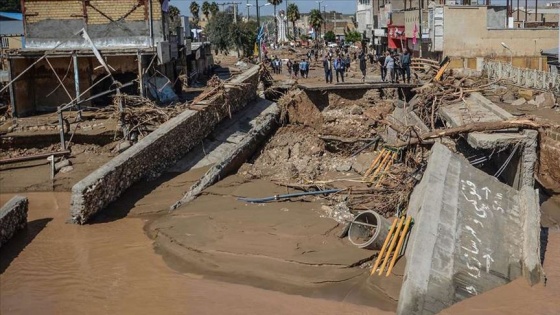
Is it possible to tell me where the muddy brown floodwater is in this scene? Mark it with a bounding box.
[0,192,389,315]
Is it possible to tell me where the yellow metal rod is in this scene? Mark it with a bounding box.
[386,216,412,277]
[375,153,396,188]
[370,217,398,276]
[378,216,406,275]
[368,150,393,183]
[363,149,387,180]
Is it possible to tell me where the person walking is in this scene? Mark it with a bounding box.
[401,49,411,83]
[359,50,367,83]
[323,56,333,84]
[384,52,395,83]
[345,54,351,73]
[292,59,300,79]
[377,52,387,82]
[299,58,307,78]
[334,55,345,83]
[286,59,293,77]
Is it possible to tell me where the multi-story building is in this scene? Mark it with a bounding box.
[6,0,200,117]
[356,0,374,35]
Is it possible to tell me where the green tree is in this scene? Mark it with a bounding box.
[206,11,234,54]
[324,30,335,43]
[309,9,323,41]
[168,5,181,33]
[190,1,200,26]
[201,1,210,21]
[267,0,282,45]
[0,0,21,12]
[345,30,362,43]
[286,3,300,40]
[230,20,259,57]
[209,2,219,17]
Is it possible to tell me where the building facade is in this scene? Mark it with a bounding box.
[6,0,197,117]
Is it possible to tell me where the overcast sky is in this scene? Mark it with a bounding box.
[171,0,557,16]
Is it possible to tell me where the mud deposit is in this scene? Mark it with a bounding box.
[0,192,389,315]
[148,176,401,310]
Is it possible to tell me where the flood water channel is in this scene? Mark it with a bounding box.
[0,192,385,315]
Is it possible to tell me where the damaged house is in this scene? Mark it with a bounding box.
[6,0,191,117]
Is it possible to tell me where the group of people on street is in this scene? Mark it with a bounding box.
[377,49,411,83]
[268,46,412,85]
[286,58,310,79]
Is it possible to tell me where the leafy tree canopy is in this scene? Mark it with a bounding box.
[324,31,336,43]
[0,0,21,12]
[345,30,362,43]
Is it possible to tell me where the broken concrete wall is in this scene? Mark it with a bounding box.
[23,0,163,49]
[0,196,28,248]
[539,127,560,188]
[397,143,541,315]
[70,65,260,224]
[171,101,280,209]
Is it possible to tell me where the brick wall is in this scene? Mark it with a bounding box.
[539,127,560,188]
[26,0,82,23]
[24,0,161,25]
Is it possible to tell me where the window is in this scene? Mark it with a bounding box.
[1,37,9,49]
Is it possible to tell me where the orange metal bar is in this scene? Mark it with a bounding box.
[378,216,406,275]
[371,217,398,276]
[386,216,412,277]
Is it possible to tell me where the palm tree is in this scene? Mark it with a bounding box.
[209,2,219,17]
[268,0,283,45]
[286,3,299,40]
[201,1,210,21]
[309,9,323,43]
[190,1,200,26]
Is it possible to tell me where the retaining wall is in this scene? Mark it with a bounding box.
[539,127,560,189]
[70,65,260,224]
[0,196,28,248]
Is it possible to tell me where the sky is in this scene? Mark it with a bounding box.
[171,0,359,16]
[171,0,558,17]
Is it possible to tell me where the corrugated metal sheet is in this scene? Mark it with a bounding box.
[0,20,24,36]
[0,12,23,20]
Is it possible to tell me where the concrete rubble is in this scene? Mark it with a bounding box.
[0,195,28,248]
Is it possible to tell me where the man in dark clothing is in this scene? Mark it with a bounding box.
[377,53,387,82]
[401,49,412,83]
[292,60,300,78]
[334,55,345,83]
[359,50,367,82]
[323,56,333,83]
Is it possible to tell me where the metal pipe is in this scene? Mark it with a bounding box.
[7,59,16,118]
[237,189,343,203]
[137,50,144,97]
[0,150,71,165]
[73,52,82,119]
[57,109,66,150]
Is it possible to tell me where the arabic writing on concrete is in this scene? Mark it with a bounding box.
[459,178,519,296]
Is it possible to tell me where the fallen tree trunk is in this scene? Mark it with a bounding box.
[393,119,544,147]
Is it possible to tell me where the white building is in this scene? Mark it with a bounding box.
[356,0,374,34]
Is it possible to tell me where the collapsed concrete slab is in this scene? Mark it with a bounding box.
[0,196,28,248]
[70,65,259,224]
[439,92,537,188]
[170,99,280,210]
[439,92,525,149]
[397,143,542,315]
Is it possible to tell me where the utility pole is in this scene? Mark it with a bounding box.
[247,0,250,20]
[418,0,423,57]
